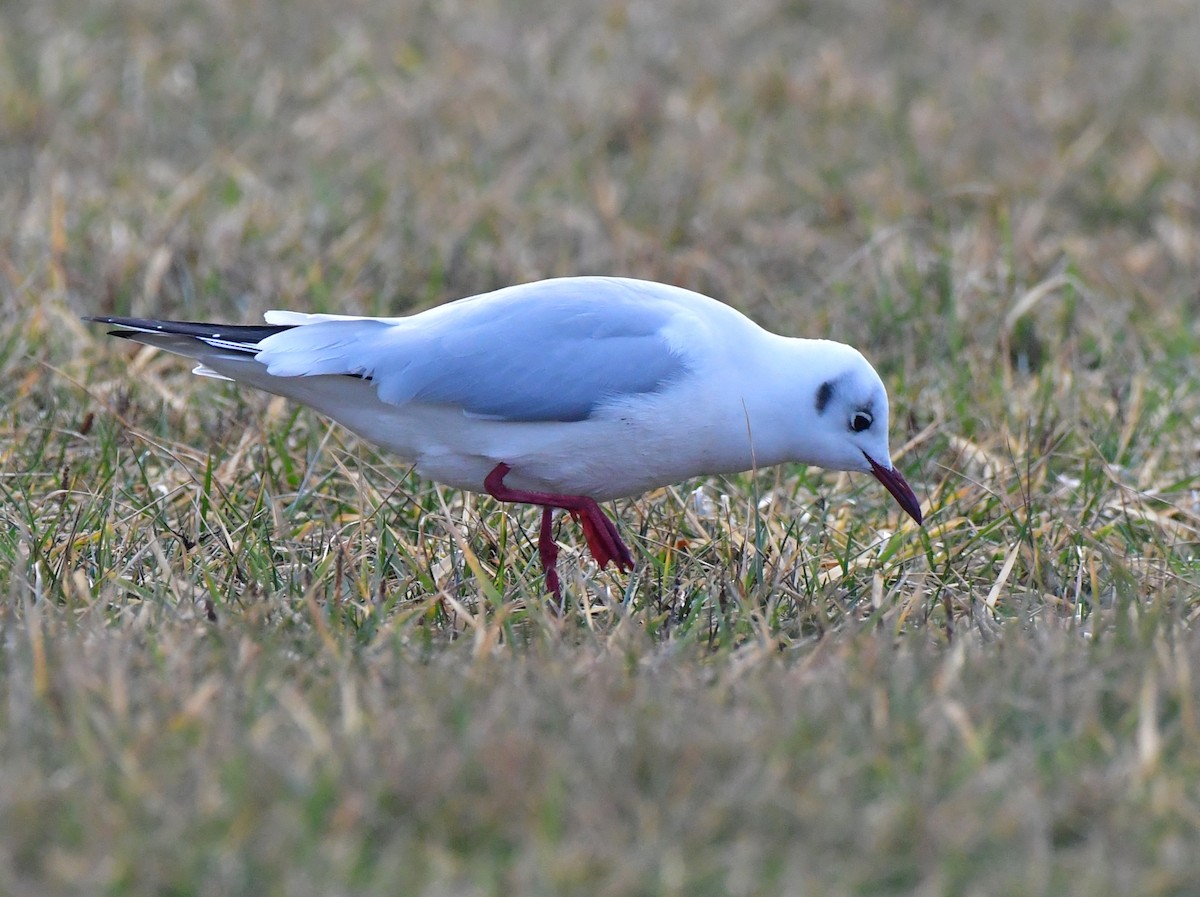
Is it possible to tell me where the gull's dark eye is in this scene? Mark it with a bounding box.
[850,411,873,433]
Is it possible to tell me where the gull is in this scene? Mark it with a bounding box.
[86,276,923,596]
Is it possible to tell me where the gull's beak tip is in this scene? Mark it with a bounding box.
[865,453,923,526]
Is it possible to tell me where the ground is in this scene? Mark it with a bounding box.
[1,0,1199,893]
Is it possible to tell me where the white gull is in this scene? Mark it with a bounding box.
[87,276,923,596]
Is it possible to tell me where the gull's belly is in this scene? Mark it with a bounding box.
[407,402,759,500]
[284,373,761,500]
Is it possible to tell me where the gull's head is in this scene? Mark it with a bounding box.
[803,343,923,525]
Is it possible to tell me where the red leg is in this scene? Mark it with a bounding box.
[484,463,635,585]
[538,507,561,599]
[572,505,634,570]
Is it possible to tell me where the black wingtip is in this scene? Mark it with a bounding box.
[81,315,293,343]
[81,316,148,340]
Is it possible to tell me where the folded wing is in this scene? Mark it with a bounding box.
[91,277,693,423]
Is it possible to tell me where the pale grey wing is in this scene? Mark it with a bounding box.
[256,278,691,422]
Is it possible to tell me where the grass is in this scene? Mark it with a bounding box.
[2,0,1200,893]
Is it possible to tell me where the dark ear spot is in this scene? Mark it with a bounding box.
[815,380,834,414]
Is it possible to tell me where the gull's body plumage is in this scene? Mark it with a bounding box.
[87,276,922,594]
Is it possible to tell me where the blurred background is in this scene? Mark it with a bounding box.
[7,0,1196,332]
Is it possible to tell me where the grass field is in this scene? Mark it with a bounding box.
[3,0,1200,893]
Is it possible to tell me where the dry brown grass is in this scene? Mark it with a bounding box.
[2,0,1199,893]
